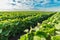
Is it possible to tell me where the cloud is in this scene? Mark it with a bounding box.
[0,0,14,10]
[0,0,60,11]
[0,0,34,10]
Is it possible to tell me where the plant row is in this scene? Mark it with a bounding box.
[0,12,54,40]
[19,12,60,40]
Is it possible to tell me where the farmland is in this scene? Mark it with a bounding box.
[0,11,59,40]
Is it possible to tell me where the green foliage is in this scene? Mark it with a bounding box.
[0,11,54,40]
[19,12,60,40]
[51,35,60,40]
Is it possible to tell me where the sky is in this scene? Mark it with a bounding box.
[0,0,60,11]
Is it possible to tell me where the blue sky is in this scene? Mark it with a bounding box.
[0,0,60,11]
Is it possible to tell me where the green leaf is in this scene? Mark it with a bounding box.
[0,29,2,33]
[52,35,60,40]
[55,23,60,30]
[34,36,41,40]
[1,30,10,36]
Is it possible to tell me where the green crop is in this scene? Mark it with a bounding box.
[0,11,54,40]
[19,12,60,40]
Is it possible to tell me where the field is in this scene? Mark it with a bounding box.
[0,11,59,40]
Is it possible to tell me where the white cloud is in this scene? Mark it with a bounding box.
[0,0,60,11]
[0,0,14,10]
[0,0,34,10]
[12,0,33,10]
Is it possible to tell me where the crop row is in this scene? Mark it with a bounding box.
[0,12,54,21]
[0,12,54,40]
[0,12,37,20]
[19,12,60,40]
